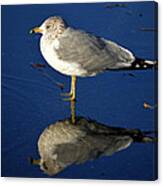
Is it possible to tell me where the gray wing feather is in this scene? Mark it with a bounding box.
[56,28,135,73]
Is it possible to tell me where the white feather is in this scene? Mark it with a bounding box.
[145,60,156,65]
[40,37,88,76]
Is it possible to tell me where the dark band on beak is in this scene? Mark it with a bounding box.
[29,27,43,34]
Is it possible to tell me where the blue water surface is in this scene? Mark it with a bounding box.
[1,1,157,180]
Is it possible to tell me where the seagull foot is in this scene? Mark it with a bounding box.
[60,92,72,97]
[60,91,76,101]
[62,96,76,102]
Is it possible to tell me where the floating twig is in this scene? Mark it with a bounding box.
[140,27,157,32]
[105,3,127,9]
[31,63,64,90]
[31,63,46,68]
[123,73,136,78]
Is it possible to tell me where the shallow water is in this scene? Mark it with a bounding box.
[1,1,157,180]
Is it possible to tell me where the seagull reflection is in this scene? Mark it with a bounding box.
[30,116,156,176]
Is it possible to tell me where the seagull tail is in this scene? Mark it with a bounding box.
[129,58,157,70]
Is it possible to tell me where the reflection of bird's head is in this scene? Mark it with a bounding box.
[30,16,67,36]
[30,155,64,176]
[40,157,64,176]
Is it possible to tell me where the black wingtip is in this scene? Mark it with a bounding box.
[130,58,157,70]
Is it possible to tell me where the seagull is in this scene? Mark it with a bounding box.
[30,16,156,101]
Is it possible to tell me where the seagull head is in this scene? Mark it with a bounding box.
[30,155,64,176]
[30,16,67,36]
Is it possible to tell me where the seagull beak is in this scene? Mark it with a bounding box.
[29,27,43,34]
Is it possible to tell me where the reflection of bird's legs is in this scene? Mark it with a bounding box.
[71,100,76,124]
[62,75,77,101]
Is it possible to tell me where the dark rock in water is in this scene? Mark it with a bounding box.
[33,117,156,176]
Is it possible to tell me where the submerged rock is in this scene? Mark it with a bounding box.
[32,117,156,176]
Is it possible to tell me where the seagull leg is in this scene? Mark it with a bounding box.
[62,75,76,101]
[71,75,77,101]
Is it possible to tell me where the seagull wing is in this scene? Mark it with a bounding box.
[56,28,135,75]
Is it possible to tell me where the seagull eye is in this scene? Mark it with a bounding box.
[46,25,51,29]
